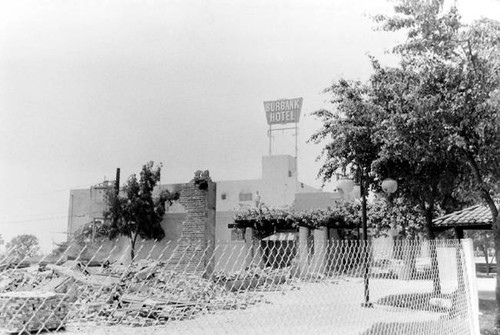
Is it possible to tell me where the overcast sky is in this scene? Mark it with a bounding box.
[1,0,499,253]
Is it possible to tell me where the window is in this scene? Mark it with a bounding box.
[221,193,227,200]
[239,192,253,201]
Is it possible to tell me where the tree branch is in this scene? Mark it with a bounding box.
[465,151,498,221]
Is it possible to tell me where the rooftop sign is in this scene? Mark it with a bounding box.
[264,97,303,125]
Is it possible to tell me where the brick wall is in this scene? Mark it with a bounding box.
[167,177,216,276]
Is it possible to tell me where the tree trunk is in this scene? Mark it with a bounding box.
[424,205,441,294]
[494,217,500,328]
[401,239,417,280]
[465,153,500,328]
[130,233,139,262]
[481,245,490,275]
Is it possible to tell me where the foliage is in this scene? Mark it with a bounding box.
[103,161,179,260]
[373,0,500,215]
[73,220,111,245]
[368,57,467,237]
[468,230,495,265]
[193,170,211,190]
[309,79,380,185]
[6,234,40,260]
[233,199,424,239]
[50,241,69,257]
[367,0,500,321]
[311,0,500,242]
[233,206,348,232]
[369,198,425,239]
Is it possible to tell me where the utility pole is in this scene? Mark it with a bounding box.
[115,168,120,195]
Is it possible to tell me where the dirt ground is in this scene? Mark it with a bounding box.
[476,275,497,334]
[62,278,473,335]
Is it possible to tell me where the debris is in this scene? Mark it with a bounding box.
[38,277,72,293]
[135,262,158,281]
[214,266,291,291]
[0,291,69,333]
[0,259,278,328]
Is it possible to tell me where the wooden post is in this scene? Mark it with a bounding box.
[329,228,340,272]
[245,227,254,266]
[454,227,464,239]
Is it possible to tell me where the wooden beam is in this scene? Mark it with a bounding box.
[454,227,464,239]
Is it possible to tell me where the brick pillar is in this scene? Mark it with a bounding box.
[175,172,216,277]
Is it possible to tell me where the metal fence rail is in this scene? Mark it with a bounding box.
[0,238,479,335]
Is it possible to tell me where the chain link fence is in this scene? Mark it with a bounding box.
[0,238,479,334]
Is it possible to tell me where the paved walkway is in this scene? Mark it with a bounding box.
[477,277,495,301]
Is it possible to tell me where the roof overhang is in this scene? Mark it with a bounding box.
[432,203,497,231]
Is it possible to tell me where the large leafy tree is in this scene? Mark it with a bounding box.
[310,67,452,292]
[369,60,464,237]
[7,234,40,260]
[310,79,382,243]
[104,162,178,261]
[375,0,500,325]
[311,62,461,238]
[312,0,500,302]
[310,79,380,183]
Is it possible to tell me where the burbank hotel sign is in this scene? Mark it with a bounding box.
[264,97,303,125]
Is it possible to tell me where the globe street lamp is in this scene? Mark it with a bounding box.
[381,178,398,194]
[337,171,398,307]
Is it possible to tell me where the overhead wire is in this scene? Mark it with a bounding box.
[0,214,87,225]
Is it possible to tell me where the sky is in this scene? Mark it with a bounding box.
[1,0,500,253]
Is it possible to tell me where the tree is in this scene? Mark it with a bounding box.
[104,162,178,261]
[50,241,70,258]
[469,230,495,274]
[375,0,500,325]
[310,63,462,239]
[312,0,500,297]
[369,198,425,239]
[310,79,380,186]
[369,60,463,239]
[309,75,447,288]
[6,234,40,260]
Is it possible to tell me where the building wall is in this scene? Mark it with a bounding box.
[74,212,186,264]
[66,155,331,271]
[67,185,111,238]
[293,192,343,211]
[262,155,297,180]
[215,155,319,212]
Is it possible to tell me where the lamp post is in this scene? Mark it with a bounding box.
[337,169,398,307]
[359,167,371,307]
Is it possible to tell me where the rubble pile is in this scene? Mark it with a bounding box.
[0,259,273,329]
[213,266,291,291]
[0,291,69,333]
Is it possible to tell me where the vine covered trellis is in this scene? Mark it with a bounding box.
[233,199,424,238]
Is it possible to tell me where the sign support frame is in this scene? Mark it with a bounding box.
[267,124,299,159]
